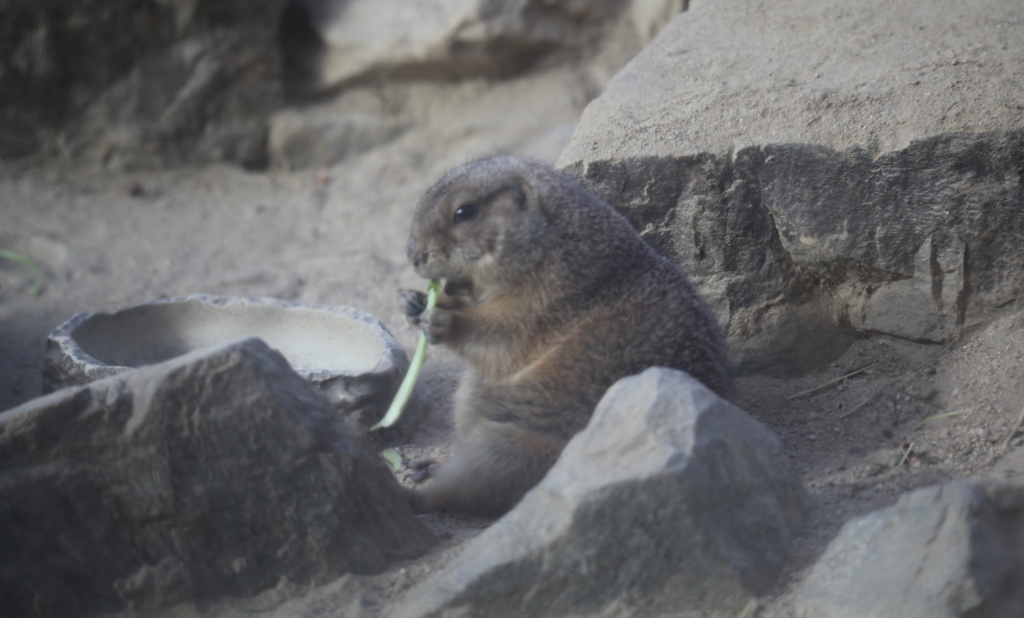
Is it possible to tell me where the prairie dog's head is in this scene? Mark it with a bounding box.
[407,157,553,290]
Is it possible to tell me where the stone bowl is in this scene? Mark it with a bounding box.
[43,295,417,430]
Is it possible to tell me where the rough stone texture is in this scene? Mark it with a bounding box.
[268,108,409,170]
[557,0,1024,375]
[0,338,435,618]
[393,367,807,618]
[629,0,687,43]
[272,0,687,169]
[267,59,610,170]
[0,0,285,169]
[793,480,1024,618]
[41,295,416,433]
[292,0,628,91]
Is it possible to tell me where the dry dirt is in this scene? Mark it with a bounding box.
[2,73,1023,618]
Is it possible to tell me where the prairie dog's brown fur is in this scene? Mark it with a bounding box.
[399,156,729,516]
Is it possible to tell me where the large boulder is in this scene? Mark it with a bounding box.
[392,367,807,618]
[557,0,1024,375]
[286,0,687,94]
[292,0,625,91]
[0,338,435,617]
[0,0,285,169]
[793,480,1024,618]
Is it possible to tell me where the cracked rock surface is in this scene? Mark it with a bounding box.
[558,0,1024,375]
[393,368,807,618]
[0,338,435,617]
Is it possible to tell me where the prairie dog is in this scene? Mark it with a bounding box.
[399,156,729,516]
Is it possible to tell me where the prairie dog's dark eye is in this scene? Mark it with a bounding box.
[453,203,478,224]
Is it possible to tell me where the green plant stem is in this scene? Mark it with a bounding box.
[380,448,404,471]
[372,279,441,430]
[0,248,43,296]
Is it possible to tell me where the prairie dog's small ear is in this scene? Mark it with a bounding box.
[517,170,548,218]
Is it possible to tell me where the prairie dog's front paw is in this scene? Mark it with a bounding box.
[419,308,453,344]
[398,289,428,321]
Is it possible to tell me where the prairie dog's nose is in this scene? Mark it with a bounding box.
[407,240,428,267]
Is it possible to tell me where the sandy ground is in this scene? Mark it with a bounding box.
[2,62,1024,617]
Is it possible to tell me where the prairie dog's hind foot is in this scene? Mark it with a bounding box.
[415,427,565,516]
[404,458,439,484]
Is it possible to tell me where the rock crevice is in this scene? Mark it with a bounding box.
[563,129,1024,374]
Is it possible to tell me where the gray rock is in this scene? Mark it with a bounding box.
[392,367,807,618]
[113,556,195,611]
[1,0,284,169]
[0,338,435,617]
[42,295,417,433]
[294,0,626,91]
[557,0,1024,375]
[629,0,687,44]
[793,480,1024,618]
[268,108,408,170]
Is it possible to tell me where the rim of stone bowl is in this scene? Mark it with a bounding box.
[44,294,409,390]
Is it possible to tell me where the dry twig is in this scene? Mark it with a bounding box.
[839,378,896,419]
[912,409,968,432]
[899,389,944,409]
[788,364,871,401]
[1001,404,1024,451]
[896,441,915,468]
[839,337,958,421]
